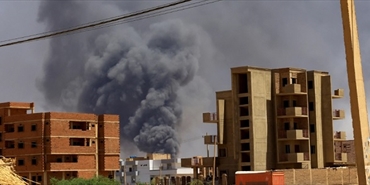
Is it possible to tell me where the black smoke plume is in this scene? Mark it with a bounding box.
[37,1,208,156]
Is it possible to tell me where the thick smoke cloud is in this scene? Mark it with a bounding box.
[37,1,213,156]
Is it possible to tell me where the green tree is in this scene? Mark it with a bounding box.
[50,176,120,185]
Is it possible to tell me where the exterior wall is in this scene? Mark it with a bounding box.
[215,90,238,185]
[282,167,357,185]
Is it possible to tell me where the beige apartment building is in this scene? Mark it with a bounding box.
[182,66,348,185]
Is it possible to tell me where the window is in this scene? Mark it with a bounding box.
[240,107,249,116]
[129,167,132,172]
[238,74,248,93]
[294,145,300,152]
[310,124,315,133]
[0,117,2,125]
[219,148,227,157]
[0,149,2,155]
[18,125,24,132]
[69,121,88,130]
[309,102,314,111]
[18,142,24,149]
[282,78,288,87]
[18,159,25,166]
[285,145,290,153]
[241,166,251,171]
[239,97,249,105]
[0,133,2,142]
[31,142,37,148]
[31,125,37,131]
[240,130,250,140]
[308,80,313,89]
[56,158,62,163]
[5,124,15,133]
[31,158,37,165]
[292,100,297,107]
[240,120,249,128]
[293,122,298,129]
[37,176,42,182]
[292,78,297,84]
[69,138,85,146]
[284,122,290,130]
[5,141,15,149]
[241,143,250,151]
[283,100,289,108]
[311,145,316,154]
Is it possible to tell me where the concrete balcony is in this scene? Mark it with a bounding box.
[278,84,307,95]
[335,153,348,162]
[277,107,308,118]
[279,152,310,163]
[202,112,217,123]
[203,135,217,145]
[333,109,345,120]
[334,131,346,140]
[278,130,309,140]
[332,89,344,99]
[181,156,217,167]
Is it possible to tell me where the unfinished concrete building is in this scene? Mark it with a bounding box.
[0,102,120,185]
[182,66,348,185]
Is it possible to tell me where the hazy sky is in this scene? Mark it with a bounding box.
[1,0,370,158]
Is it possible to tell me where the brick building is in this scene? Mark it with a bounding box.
[0,102,120,185]
[182,66,349,185]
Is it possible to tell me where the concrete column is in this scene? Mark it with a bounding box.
[221,174,227,185]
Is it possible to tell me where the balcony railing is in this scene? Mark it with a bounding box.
[279,152,309,162]
[334,131,346,140]
[279,84,306,94]
[277,107,308,117]
[203,112,218,123]
[332,89,344,99]
[333,110,345,120]
[278,130,309,139]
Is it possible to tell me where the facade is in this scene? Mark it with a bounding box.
[0,102,120,185]
[182,66,348,185]
[120,153,193,185]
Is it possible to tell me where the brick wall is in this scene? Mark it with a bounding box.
[281,167,357,185]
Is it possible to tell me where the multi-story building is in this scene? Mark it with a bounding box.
[182,66,348,185]
[120,153,193,185]
[0,102,120,185]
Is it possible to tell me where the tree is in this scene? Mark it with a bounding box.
[50,176,120,185]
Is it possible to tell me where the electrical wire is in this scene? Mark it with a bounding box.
[0,0,222,48]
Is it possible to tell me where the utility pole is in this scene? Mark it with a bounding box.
[340,0,370,184]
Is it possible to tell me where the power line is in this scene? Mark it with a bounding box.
[0,0,192,48]
[0,0,222,48]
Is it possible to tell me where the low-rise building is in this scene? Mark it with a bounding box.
[0,102,120,185]
[120,153,193,185]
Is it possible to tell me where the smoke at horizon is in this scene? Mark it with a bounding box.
[37,1,215,156]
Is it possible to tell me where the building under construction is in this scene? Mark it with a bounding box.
[0,102,120,185]
[181,66,352,185]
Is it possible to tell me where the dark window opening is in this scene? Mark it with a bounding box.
[0,149,2,155]
[294,145,300,153]
[285,145,290,153]
[308,81,313,89]
[282,78,288,87]
[0,133,2,142]
[129,167,132,172]
[31,158,37,165]
[5,141,15,149]
[37,176,42,182]
[292,78,297,84]
[238,74,248,93]
[240,120,249,128]
[0,117,2,125]
[31,142,37,148]
[240,130,250,140]
[5,124,14,133]
[241,153,250,163]
[293,122,298,129]
[241,166,251,171]
[292,100,297,107]
[69,138,85,146]
[311,145,316,154]
[69,121,88,131]
[18,159,24,166]
[239,97,249,105]
[18,142,24,149]
[309,102,314,111]
[219,149,226,157]
[56,158,62,163]
[310,124,315,133]
[241,143,250,151]
[31,124,37,131]
[283,100,289,108]
[240,107,249,116]
[72,156,78,162]
[284,122,290,130]
[18,125,24,132]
